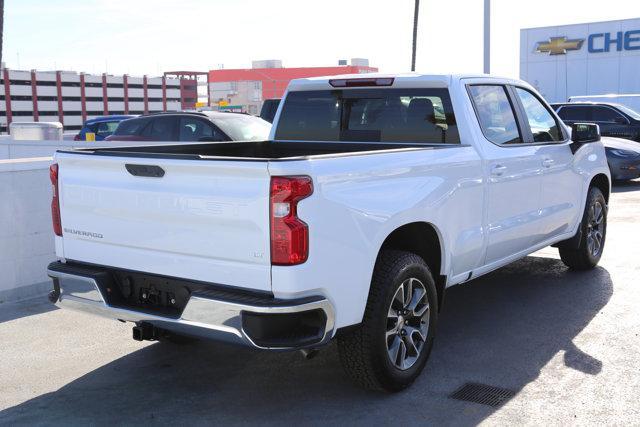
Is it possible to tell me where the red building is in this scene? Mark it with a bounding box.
[208,64,378,111]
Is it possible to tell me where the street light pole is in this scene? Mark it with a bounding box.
[411,0,420,71]
[483,0,490,74]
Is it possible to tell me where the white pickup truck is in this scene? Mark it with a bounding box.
[47,74,610,391]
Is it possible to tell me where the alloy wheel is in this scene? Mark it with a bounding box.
[586,200,605,257]
[386,277,430,370]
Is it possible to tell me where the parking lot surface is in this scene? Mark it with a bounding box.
[1,180,639,426]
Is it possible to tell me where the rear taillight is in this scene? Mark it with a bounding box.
[50,163,62,236]
[270,176,313,265]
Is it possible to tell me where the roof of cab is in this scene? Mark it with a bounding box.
[286,72,524,91]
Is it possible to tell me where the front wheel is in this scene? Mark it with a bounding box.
[559,186,607,270]
[337,250,438,392]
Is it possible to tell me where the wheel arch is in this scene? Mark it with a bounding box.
[377,222,447,312]
[590,173,610,203]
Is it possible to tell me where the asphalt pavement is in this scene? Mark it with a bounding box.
[1,180,639,426]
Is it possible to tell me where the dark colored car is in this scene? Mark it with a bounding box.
[551,102,640,142]
[551,104,640,181]
[601,137,640,181]
[74,115,136,141]
[106,111,271,142]
[259,99,280,123]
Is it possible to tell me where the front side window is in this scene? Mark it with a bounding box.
[592,107,626,123]
[515,87,562,142]
[468,85,521,145]
[211,114,271,141]
[178,117,222,141]
[274,88,459,144]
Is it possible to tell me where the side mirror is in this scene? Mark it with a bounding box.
[570,123,600,153]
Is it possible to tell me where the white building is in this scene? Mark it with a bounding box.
[0,69,182,133]
[520,18,640,103]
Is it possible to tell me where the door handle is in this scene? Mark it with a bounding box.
[542,158,555,168]
[490,164,507,176]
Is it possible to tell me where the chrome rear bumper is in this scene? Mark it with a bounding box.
[47,262,335,350]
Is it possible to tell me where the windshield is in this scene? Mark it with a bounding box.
[615,104,640,120]
[211,114,272,141]
[274,88,459,144]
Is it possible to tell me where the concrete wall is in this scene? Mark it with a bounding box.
[0,158,54,302]
[0,139,177,161]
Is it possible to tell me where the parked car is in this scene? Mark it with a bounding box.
[259,99,280,123]
[550,103,640,181]
[105,111,271,142]
[568,94,640,113]
[601,137,640,181]
[551,102,640,142]
[74,115,135,141]
[47,74,610,392]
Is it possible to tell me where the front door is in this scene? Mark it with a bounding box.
[467,84,543,266]
[512,86,583,244]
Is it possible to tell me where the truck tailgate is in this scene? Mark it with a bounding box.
[56,152,272,292]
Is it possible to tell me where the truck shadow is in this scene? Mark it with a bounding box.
[0,297,58,324]
[0,256,612,425]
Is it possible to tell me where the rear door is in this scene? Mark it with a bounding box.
[56,153,272,291]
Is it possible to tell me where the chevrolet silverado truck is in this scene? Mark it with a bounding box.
[46,74,610,391]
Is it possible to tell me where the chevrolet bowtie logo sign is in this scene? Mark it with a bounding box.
[536,37,585,55]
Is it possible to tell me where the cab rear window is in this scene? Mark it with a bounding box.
[274,89,459,144]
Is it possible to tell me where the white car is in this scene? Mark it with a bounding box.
[47,73,610,391]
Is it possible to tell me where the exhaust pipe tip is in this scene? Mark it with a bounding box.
[299,348,319,360]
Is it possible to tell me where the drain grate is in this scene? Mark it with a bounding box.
[449,382,516,407]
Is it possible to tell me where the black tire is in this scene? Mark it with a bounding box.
[559,186,607,270]
[337,250,438,392]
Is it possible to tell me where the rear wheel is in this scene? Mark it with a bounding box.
[559,186,607,270]
[338,250,438,391]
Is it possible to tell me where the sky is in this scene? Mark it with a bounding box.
[3,0,640,78]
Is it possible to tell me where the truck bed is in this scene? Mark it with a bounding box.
[62,140,440,161]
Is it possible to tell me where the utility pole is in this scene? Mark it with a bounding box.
[411,0,420,71]
[483,0,490,74]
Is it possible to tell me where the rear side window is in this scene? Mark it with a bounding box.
[141,117,177,140]
[274,89,459,144]
[114,118,149,135]
[557,106,590,121]
[96,121,120,137]
[468,85,521,145]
